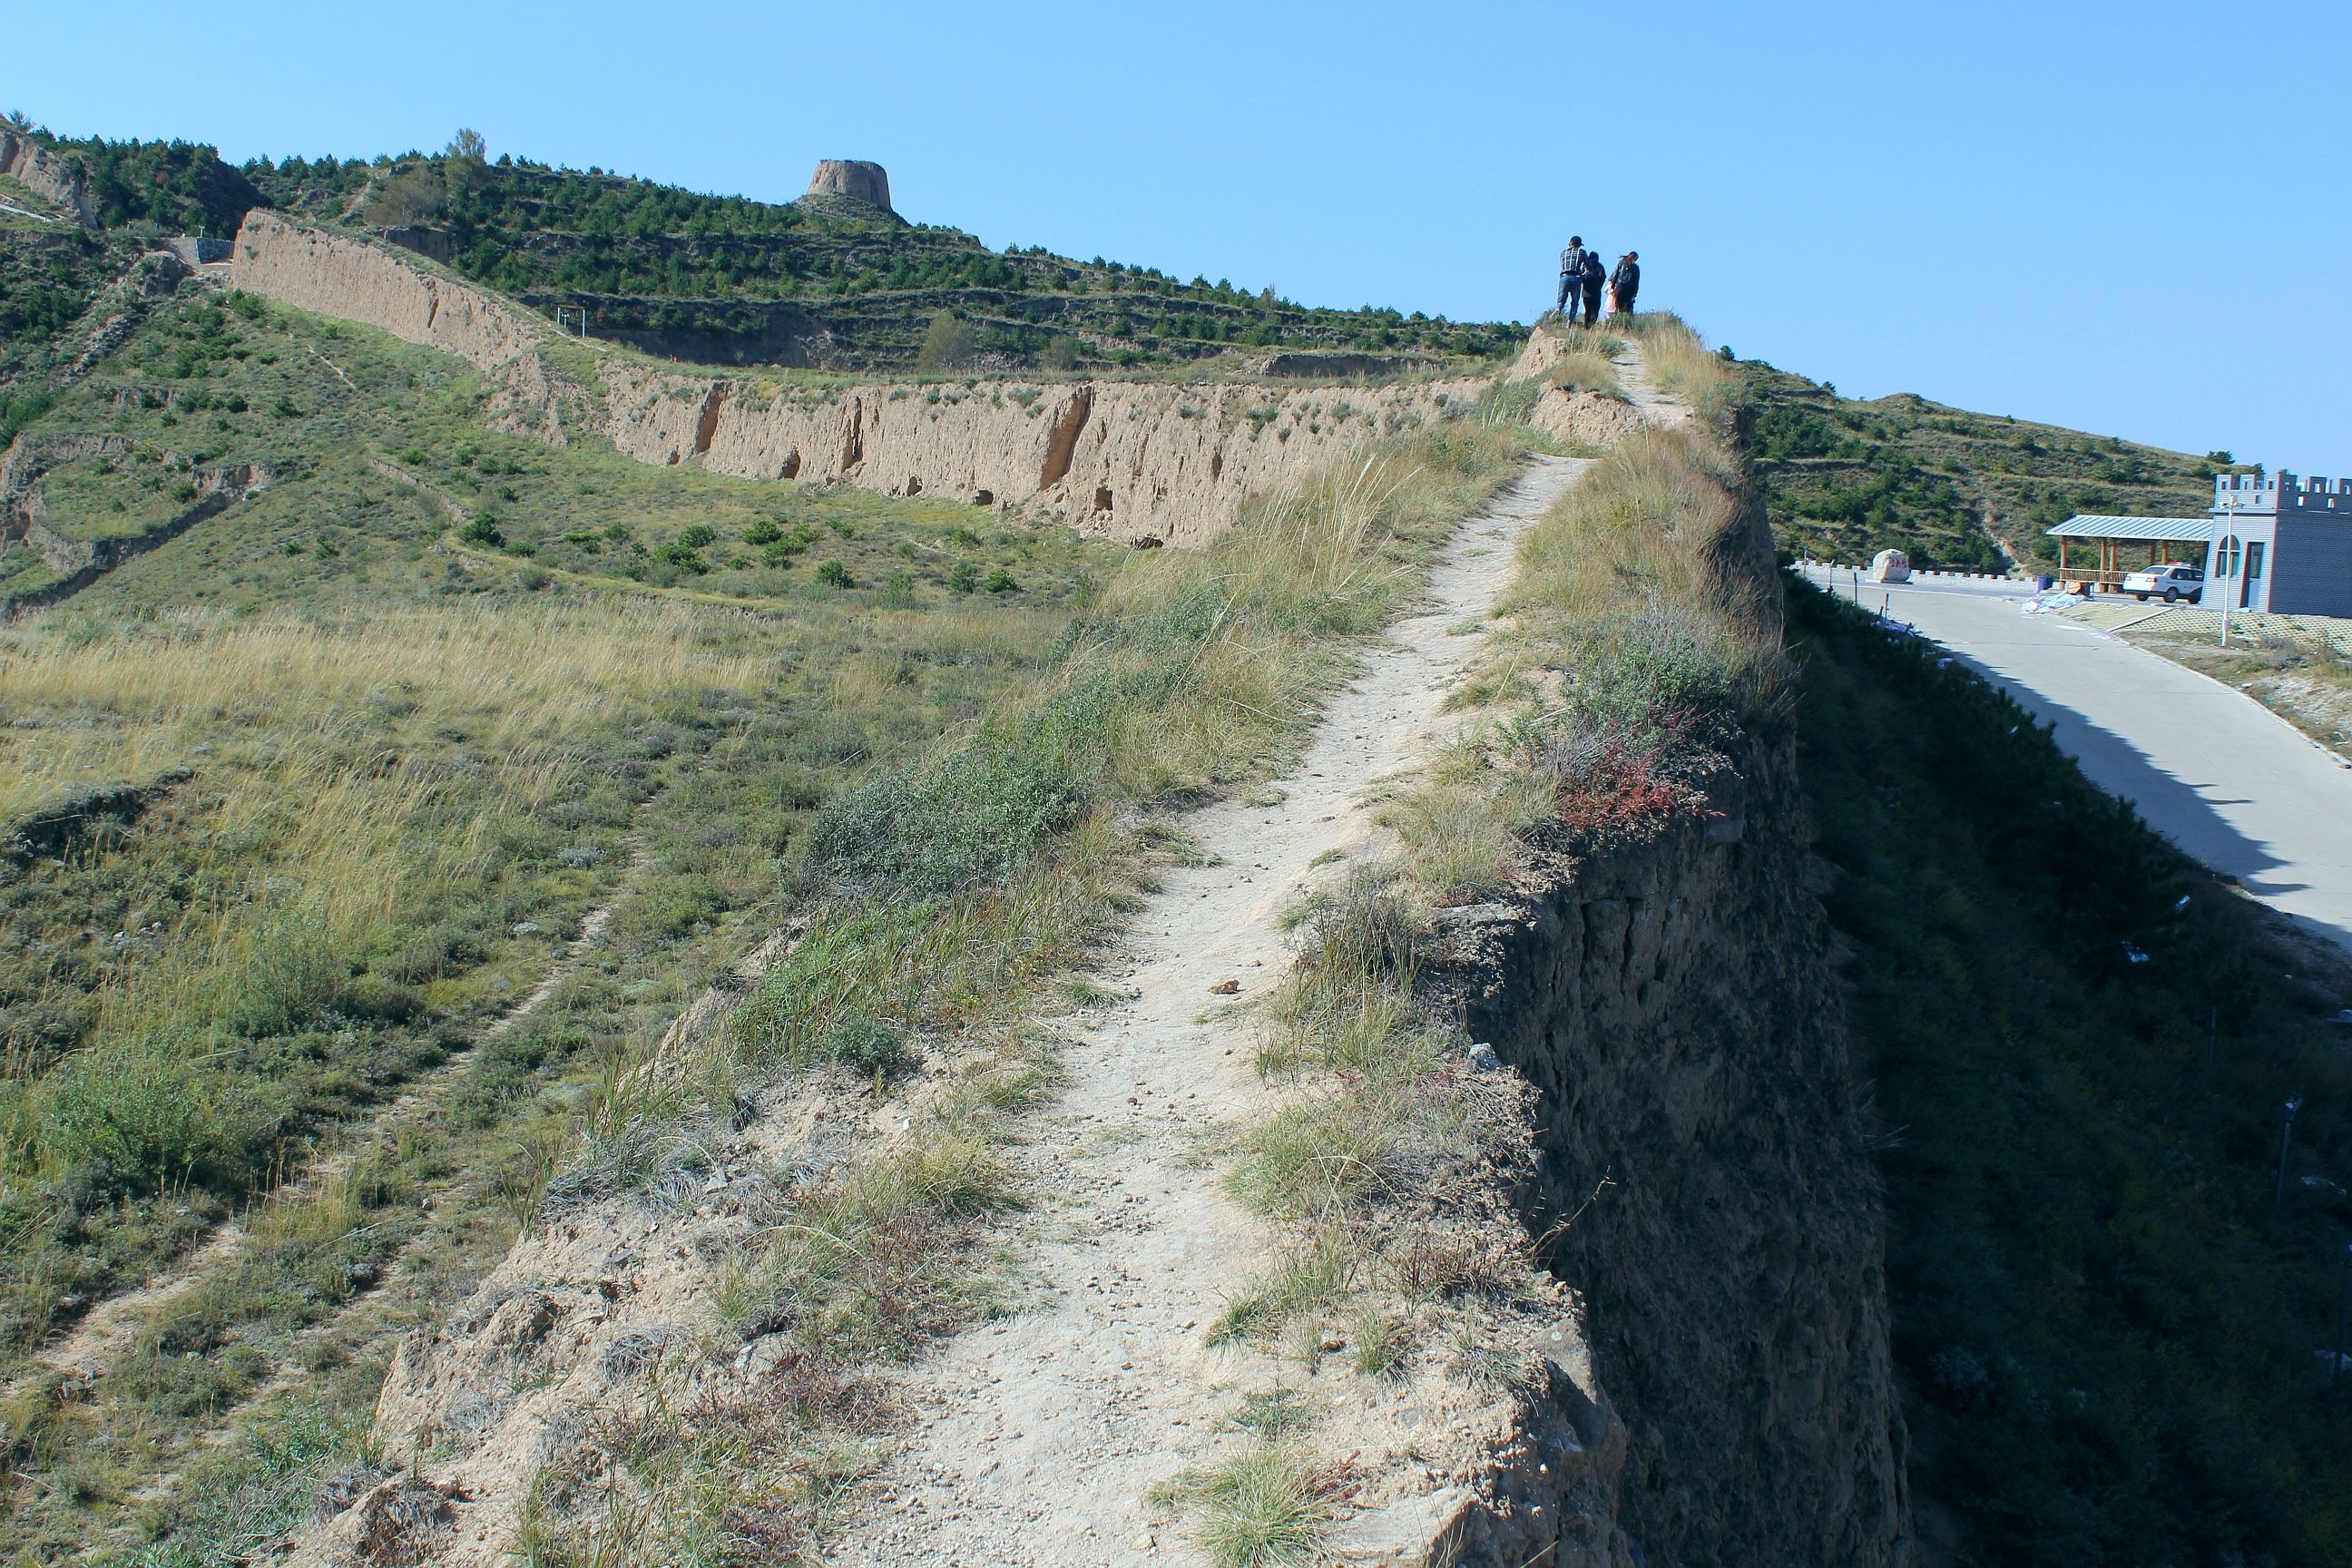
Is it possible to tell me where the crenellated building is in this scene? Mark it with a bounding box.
[2206,471,2352,614]
[2045,468,2352,613]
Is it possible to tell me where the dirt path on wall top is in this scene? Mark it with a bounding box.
[833,445,1594,1567]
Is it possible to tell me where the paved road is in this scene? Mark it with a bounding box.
[1803,568,2352,953]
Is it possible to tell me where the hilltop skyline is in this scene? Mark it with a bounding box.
[12,0,2348,469]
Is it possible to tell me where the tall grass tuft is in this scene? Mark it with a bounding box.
[1615,311,1740,426]
[1393,418,1782,898]
[1544,342,1628,401]
[1151,1445,1339,1568]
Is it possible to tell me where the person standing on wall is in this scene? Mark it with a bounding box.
[1581,248,1606,328]
[1609,251,1641,318]
[1556,236,1588,322]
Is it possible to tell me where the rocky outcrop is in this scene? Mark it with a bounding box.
[226,211,583,442]
[600,364,1485,543]
[803,158,892,211]
[0,131,96,226]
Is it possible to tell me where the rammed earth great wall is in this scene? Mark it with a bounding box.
[225,211,1485,545]
[1433,456,1910,1566]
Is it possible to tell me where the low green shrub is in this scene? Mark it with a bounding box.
[825,1015,906,1075]
[803,731,1088,899]
[41,1045,286,1197]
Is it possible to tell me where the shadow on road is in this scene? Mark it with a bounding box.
[1926,639,2352,954]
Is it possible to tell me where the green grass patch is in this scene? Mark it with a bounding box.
[1150,1444,1339,1568]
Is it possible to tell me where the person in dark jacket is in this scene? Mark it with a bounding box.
[1580,250,1606,327]
[1610,251,1640,318]
[1555,236,1587,318]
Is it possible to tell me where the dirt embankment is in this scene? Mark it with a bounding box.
[1440,473,1910,1564]
[223,211,1485,544]
[1500,328,1649,448]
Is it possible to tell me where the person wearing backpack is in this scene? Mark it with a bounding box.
[1555,236,1588,320]
[1609,251,1641,318]
[1580,249,1606,328]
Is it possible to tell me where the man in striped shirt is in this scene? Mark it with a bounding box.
[1556,237,1588,321]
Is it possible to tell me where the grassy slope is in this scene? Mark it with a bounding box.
[0,233,1528,1559]
[1791,582,2352,1566]
[0,284,1116,1563]
[1746,360,2217,573]
[6,289,1079,616]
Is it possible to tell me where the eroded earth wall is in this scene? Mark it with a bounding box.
[0,131,97,226]
[224,211,1485,543]
[228,211,581,440]
[600,363,1485,544]
[1448,493,1911,1565]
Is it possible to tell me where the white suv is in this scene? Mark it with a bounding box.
[2122,563,2205,603]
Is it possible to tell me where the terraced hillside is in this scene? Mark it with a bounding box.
[4,125,1518,380]
[1745,359,2220,573]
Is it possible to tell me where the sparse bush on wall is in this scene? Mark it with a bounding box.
[915,311,976,371]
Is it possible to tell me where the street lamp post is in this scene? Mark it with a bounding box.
[2276,1093,2305,1207]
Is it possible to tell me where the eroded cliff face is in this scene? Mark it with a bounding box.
[222,211,1484,544]
[1440,497,1910,1566]
[1445,758,1907,1566]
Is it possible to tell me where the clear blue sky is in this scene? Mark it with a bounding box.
[14,0,2346,468]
